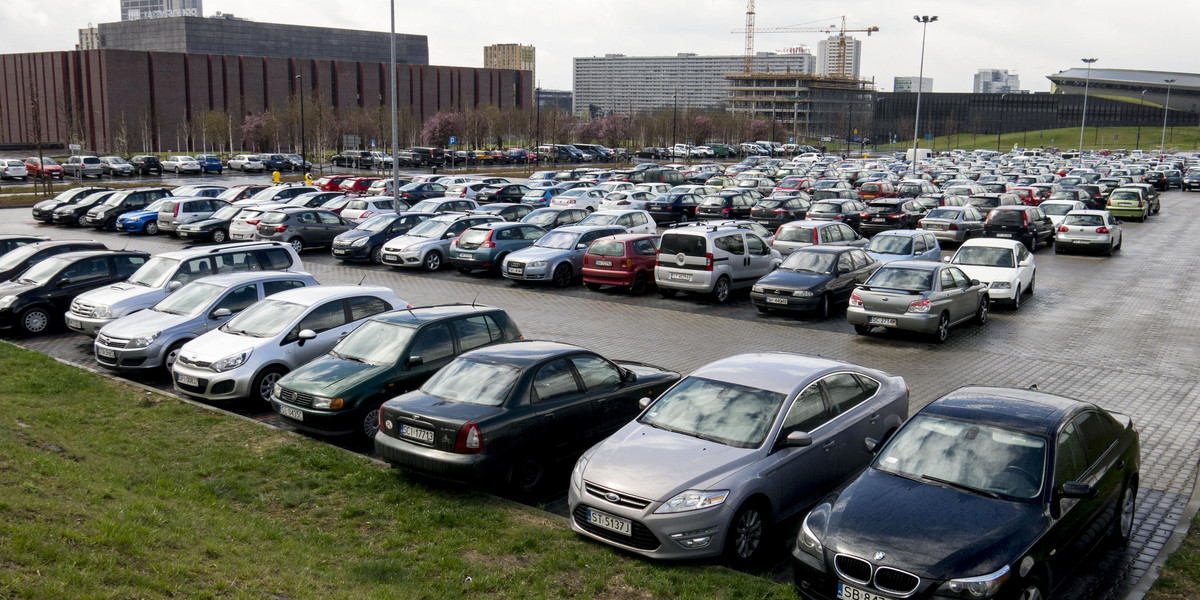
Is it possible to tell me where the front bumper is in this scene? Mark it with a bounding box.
[381,248,425,268]
[172,362,255,401]
[115,219,148,233]
[502,261,552,281]
[374,430,496,483]
[331,243,372,260]
[567,481,734,560]
[64,312,115,336]
[846,306,940,333]
[271,395,359,436]
[176,228,216,241]
[750,290,822,311]
[52,212,84,225]
[94,333,169,371]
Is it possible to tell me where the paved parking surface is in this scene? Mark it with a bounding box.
[2,190,1198,599]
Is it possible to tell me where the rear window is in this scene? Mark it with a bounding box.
[588,240,626,257]
[809,202,840,214]
[1064,214,1104,227]
[659,233,707,257]
[776,226,816,243]
[987,210,1025,226]
[458,228,490,245]
[260,212,289,224]
[158,201,178,213]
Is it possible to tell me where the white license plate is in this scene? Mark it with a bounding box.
[176,373,199,386]
[838,582,890,600]
[1119,202,1132,206]
[873,218,887,222]
[66,317,82,329]
[868,316,897,326]
[758,220,772,226]
[333,249,347,255]
[508,265,524,274]
[97,347,116,358]
[595,260,613,267]
[457,253,472,259]
[586,508,632,536]
[766,296,788,304]
[400,424,435,444]
[997,233,1013,238]
[927,224,944,230]
[1074,239,1091,244]
[178,231,189,238]
[278,405,303,421]
[668,272,692,281]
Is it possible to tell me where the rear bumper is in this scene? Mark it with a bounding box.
[374,431,496,483]
[847,306,940,333]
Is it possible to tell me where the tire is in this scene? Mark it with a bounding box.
[659,288,677,298]
[712,276,731,304]
[356,402,383,443]
[1105,242,1114,257]
[1027,273,1035,295]
[1011,286,1022,310]
[77,214,88,227]
[975,297,989,325]
[104,218,116,231]
[162,340,186,374]
[814,295,830,320]
[1008,577,1047,600]
[422,250,442,272]
[678,212,689,224]
[854,323,872,335]
[628,272,649,295]
[933,312,950,344]
[585,281,601,291]
[175,166,181,174]
[252,367,286,404]
[1055,244,1065,255]
[367,245,382,265]
[289,238,305,254]
[18,306,52,335]
[1111,481,1137,546]
[551,263,573,288]
[725,500,770,567]
[144,220,159,235]
[507,456,546,495]
[1115,234,1122,250]
[757,306,770,314]
[211,229,227,244]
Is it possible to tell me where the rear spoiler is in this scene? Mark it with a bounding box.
[858,285,920,295]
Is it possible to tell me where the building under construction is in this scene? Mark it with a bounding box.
[725,72,874,146]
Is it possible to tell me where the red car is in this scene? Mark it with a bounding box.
[775,176,814,192]
[339,176,381,194]
[314,175,352,192]
[1009,185,1049,206]
[857,181,897,201]
[582,233,660,295]
[218,184,269,202]
[24,157,64,179]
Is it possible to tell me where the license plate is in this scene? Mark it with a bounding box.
[997,233,1013,238]
[838,582,889,600]
[586,508,632,536]
[66,317,81,329]
[873,217,886,222]
[176,373,199,386]
[669,272,692,281]
[178,231,190,238]
[1074,239,1091,244]
[399,424,435,444]
[457,253,472,259]
[508,265,524,274]
[97,347,116,358]
[868,316,897,326]
[278,405,303,420]
[766,296,788,304]
[928,223,944,230]
[595,260,613,267]
[758,220,772,226]
[1119,202,1132,206]
[333,249,347,255]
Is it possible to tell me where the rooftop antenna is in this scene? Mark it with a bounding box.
[471,293,479,308]
[1028,383,1039,391]
[357,273,367,286]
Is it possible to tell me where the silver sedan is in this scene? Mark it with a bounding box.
[847,261,990,343]
[1054,209,1123,256]
[916,205,986,244]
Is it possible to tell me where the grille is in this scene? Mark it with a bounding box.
[571,504,660,551]
[278,387,314,407]
[96,334,129,348]
[834,554,873,585]
[176,355,213,369]
[584,482,651,510]
[175,377,208,393]
[70,299,98,318]
[763,288,789,297]
[874,567,920,596]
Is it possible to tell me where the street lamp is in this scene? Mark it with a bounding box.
[1078,57,1097,164]
[1136,89,1147,150]
[295,74,306,176]
[389,0,399,202]
[910,15,937,175]
[995,92,1008,152]
[1161,78,1176,154]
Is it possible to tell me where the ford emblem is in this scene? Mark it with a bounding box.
[874,551,886,561]
[675,252,686,266]
[604,492,620,503]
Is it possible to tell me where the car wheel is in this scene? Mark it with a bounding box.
[725,500,770,566]
[585,281,601,291]
[457,266,473,274]
[1115,234,1122,250]
[659,288,677,298]
[1027,273,1035,295]
[357,402,383,443]
[288,238,304,254]
[507,456,546,495]
[551,263,573,288]
[144,220,159,235]
[175,166,181,174]
[370,246,383,265]
[18,307,51,335]
[757,306,769,314]
[975,297,989,325]
[1111,481,1138,545]
[211,229,227,244]
[252,367,287,404]
[104,217,116,231]
[1055,244,1065,255]
[1011,286,1022,310]
[814,295,830,320]
[77,214,88,227]
[678,212,688,224]
[1105,241,1114,257]
[422,251,442,272]
[933,312,950,344]
[1011,577,1047,600]
[629,272,649,295]
[162,340,186,374]
[712,276,732,304]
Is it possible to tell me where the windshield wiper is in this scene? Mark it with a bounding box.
[921,474,1000,499]
[16,278,37,285]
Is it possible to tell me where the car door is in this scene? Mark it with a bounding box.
[820,372,888,477]
[829,252,858,302]
[946,266,977,322]
[315,211,344,245]
[205,283,260,332]
[744,233,776,281]
[531,357,594,453]
[765,384,838,516]
[285,299,351,366]
[1048,416,1108,575]
[568,354,637,437]
[398,321,456,389]
[50,256,114,313]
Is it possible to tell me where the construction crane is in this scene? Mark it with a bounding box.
[734,12,879,77]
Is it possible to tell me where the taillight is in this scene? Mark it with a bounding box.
[480,231,495,248]
[888,214,903,220]
[948,223,959,230]
[812,229,820,243]
[622,258,632,269]
[721,207,732,214]
[1022,213,1030,226]
[907,298,932,313]
[834,214,845,220]
[860,211,870,218]
[174,204,181,217]
[247,219,261,225]
[455,422,482,454]
[705,252,714,271]
[1096,226,1109,234]
[849,293,863,307]
[274,225,287,232]
[773,208,788,214]
[1057,225,1068,233]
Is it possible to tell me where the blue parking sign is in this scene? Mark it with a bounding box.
[449,136,457,146]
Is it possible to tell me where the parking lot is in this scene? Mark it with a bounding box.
[2,187,1198,599]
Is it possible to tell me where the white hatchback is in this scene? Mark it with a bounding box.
[946,238,1035,309]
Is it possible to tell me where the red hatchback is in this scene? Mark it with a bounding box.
[339,176,381,194]
[314,175,352,192]
[24,157,64,179]
[1009,185,1049,206]
[582,233,660,295]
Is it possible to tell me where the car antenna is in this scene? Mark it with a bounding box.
[471,293,479,308]
[1028,383,1039,391]
[357,274,367,286]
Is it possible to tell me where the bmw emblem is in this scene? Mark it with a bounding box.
[874,551,887,561]
[604,492,620,503]
[675,252,687,266]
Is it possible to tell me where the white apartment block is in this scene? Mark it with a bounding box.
[817,35,861,79]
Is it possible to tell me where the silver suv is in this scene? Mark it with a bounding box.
[66,242,303,336]
[654,223,781,303]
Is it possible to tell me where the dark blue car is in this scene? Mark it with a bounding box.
[196,154,224,174]
[331,211,435,264]
[114,197,174,235]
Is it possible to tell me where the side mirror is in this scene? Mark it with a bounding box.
[970,279,980,286]
[443,232,457,239]
[638,397,651,410]
[1019,259,1032,267]
[55,277,70,288]
[621,368,637,383]
[211,308,231,319]
[168,280,183,292]
[577,243,588,249]
[296,329,316,346]
[942,256,951,262]
[864,437,879,453]
[1060,482,1096,499]
[780,430,813,449]
[406,355,424,368]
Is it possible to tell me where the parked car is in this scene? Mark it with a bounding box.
[1055,210,1124,256]
[195,154,224,174]
[98,156,135,176]
[751,246,880,318]
[915,205,986,244]
[339,176,381,195]
[469,203,534,222]
[772,220,867,256]
[331,212,435,264]
[947,238,1036,309]
[228,154,265,172]
[550,187,609,213]
[966,192,1022,212]
[857,181,897,201]
[597,191,656,211]
[0,250,148,335]
[228,207,270,242]
[848,261,989,343]
[216,184,270,203]
[503,225,627,287]
[750,196,811,230]
[806,199,868,231]
[1106,187,1153,222]
[175,203,246,243]
[858,199,926,236]
[339,197,396,223]
[570,352,907,564]
[94,271,317,374]
[397,182,448,203]
[375,340,680,491]
[582,233,660,295]
[655,222,781,303]
[235,184,320,206]
[272,305,524,442]
[983,205,1055,251]
[0,158,28,180]
[171,184,227,198]
[62,155,103,178]
[313,175,351,191]
[694,191,757,220]
[258,154,290,171]
[158,197,229,235]
[1037,199,1089,228]
[406,198,478,215]
[645,192,704,225]
[52,190,116,226]
[381,213,503,271]
[864,230,941,265]
[284,191,348,209]
[162,155,202,174]
[0,240,107,283]
[85,187,172,230]
[172,285,407,403]
[0,235,47,259]
[129,155,163,176]
[475,184,531,205]
[31,186,113,222]
[449,221,547,274]
[521,207,588,231]
[254,207,352,253]
[24,156,64,179]
[578,209,656,234]
[793,386,1140,600]
[1181,168,1200,191]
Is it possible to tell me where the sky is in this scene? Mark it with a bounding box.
[3,0,1199,93]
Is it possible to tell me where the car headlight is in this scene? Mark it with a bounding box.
[528,260,548,268]
[0,295,17,310]
[989,281,1011,290]
[126,332,160,349]
[792,290,815,297]
[937,565,1012,599]
[311,396,344,410]
[798,509,826,558]
[211,349,252,372]
[571,456,588,489]
[92,304,112,319]
[654,489,730,514]
[351,237,369,247]
[752,285,764,293]
[273,383,283,398]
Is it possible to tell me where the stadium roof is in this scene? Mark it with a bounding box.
[1048,68,1200,90]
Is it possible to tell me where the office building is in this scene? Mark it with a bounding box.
[974,69,1020,94]
[573,51,814,116]
[817,34,861,79]
[536,89,572,112]
[725,72,874,145]
[893,76,932,93]
[121,0,202,21]
[485,43,535,82]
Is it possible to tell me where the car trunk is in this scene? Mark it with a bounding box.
[856,286,922,315]
[380,395,503,453]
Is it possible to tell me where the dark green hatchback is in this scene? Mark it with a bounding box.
[270,304,522,442]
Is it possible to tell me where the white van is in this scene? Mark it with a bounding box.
[906,148,933,162]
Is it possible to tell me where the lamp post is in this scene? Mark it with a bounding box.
[1078,58,1097,164]
[535,86,541,163]
[389,0,399,202]
[671,89,678,156]
[995,93,1008,152]
[910,15,937,175]
[295,74,307,176]
[1161,78,1176,154]
[1136,89,1147,150]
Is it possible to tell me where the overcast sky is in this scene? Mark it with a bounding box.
[3,0,1198,94]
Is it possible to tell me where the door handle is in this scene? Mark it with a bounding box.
[1115,459,1125,470]
[543,413,556,422]
[869,413,880,424]
[823,440,836,451]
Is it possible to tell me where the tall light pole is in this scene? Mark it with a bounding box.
[910,15,937,175]
[389,0,400,204]
[1136,89,1147,150]
[1161,78,1176,154]
[1078,57,1097,164]
[295,75,307,176]
[995,92,1008,152]
[535,86,541,163]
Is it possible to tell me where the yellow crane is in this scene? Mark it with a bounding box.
[733,11,879,77]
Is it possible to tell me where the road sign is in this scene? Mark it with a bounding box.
[371,139,376,148]
[449,136,457,146]
[924,134,933,141]
[789,137,794,143]
[68,144,81,152]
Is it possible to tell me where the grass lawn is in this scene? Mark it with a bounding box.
[0,343,793,599]
[874,126,1200,155]
[1147,514,1200,600]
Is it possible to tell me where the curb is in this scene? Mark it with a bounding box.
[1124,462,1200,600]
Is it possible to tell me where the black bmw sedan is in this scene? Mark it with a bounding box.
[792,386,1140,600]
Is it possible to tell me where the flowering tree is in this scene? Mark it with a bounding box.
[421,111,463,146]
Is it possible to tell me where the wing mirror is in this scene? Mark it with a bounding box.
[296,329,316,346]
[405,355,424,368]
[942,256,951,262]
[638,397,651,410]
[621,368,637,383]
[864,437,879,453]
[168,280,183,292]
[970,279,981,286]
[780,430,813,449]
[1060,482,1096,499]
[577,243,588,249]
[210,308,231,319]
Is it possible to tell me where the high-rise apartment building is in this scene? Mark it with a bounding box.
[484,43,535,82]
[121,0,202,21]
[893,76,932,93]
[974,69,1020,93]
[817,35,861,78]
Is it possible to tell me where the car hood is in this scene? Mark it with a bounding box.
[582,422,759,502]
[118,209,157,221]
[951,264,1020,283]
[180,329,262,362]
[869,253,915,265]
[382,235,438,251]
[508,246,573,263]
[826,469,1044,579]
[34,199,63,211]
[335,229,376,243]
[0,280,35,295]
[280,354,389,396]
[182,217,230,230]
[756,269,833,290]
[77,283,163,310]
[100,308,190,339]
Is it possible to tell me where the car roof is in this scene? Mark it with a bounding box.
[369,304,506,327]
[873,229,924,237]
[266,284,395,306]
[793,245,858,255]
[458,339,585,365]
[153,241,290,260]
[187,271,315,287]
[878,260,943,271]
[922,386,1091,436]
[54,249,148,261]
[692,352,874,396]
[555,224,624,234]
[959,238,1024,250]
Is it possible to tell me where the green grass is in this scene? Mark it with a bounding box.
[1147,512,1200,600]
[876,126,1200,154]
[0,343,794,599]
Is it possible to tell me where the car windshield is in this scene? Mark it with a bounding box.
[331,320,414,366]
[866,266,934,291]
[210,205,241,221]
[152,281,226,316]
[102,192,131,207]
[144,198,172,213]
[406,219,449,238]
[874,413,1047,500]
[125,256,180,288]
[925,208,961,220]
[535,231,579,249]
[0,245,52,270]
[776,226,816,243]
[865,236,914,255]
[523,210,559,226]
[408,200,439,212]
[220,299,307,337]
[13,256,71,286]
[780,251,836,273]
[580,214,619,226]
[1063,214,1105,227]
[953,246,1015,268]
[419,358,520,406]
[106,157,129,165]
[1040,203,1075,216]
[639,376,786,449]
[357,215,395,232]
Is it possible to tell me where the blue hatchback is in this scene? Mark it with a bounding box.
[114,197,174,235]
[520,186,567,207]
[196,154,224,173]
[863,229,942,264]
